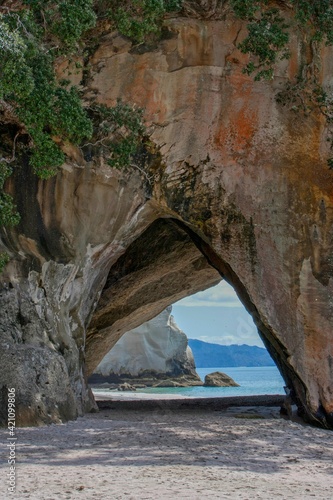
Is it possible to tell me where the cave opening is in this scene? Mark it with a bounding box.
[89,279,285,400]
[172,281,284,396]
[86,217,290,407]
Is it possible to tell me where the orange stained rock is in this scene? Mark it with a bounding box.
[214,80,258,156]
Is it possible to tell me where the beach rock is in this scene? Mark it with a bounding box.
[1,6,333,427]
[90,307,202,387]
[117,383,136,392]
[204,372,240,387]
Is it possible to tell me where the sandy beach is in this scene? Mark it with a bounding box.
[1,403,333,500]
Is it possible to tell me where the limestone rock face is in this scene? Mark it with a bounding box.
[204,372,240,388]
[1,8,333,427]
[91,306,201,386]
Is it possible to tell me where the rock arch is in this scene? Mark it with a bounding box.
[85,216,318,427]
[1,12,333,428]
[85,217,221,375]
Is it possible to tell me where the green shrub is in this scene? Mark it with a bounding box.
[291,0,333,45]
[84,99,147,170]
[231,1,333,79]
[0,252,10,274]
[238,8,290,80]
[23,0,96,49]
[0,163,20,228]
[230,0,264,19]
[0,3,95,263]
[108,0,182,43]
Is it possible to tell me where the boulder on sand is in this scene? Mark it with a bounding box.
[204,371,239,387]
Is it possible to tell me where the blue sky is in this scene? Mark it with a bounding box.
[172,281,265,347]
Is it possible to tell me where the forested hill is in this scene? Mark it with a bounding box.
[188,340,275,368]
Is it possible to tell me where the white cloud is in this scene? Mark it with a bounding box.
[172,282,266,347]
[189,313,264,347]
[174,281,243,308]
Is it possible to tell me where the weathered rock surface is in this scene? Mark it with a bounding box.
[204,372,240,387]
[1,5,333,427]
[90,306,202,387]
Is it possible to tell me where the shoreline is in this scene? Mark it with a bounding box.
[95,393,286,411]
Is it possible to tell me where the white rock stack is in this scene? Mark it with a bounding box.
[91,306,201,386]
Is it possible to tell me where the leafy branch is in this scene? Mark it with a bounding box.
[0,2,96,273]
[231,1,333,167]
[238,8,290,81]
[82,99,153,181]
[103,0,183,44]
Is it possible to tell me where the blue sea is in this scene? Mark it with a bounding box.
[136,366,285,398]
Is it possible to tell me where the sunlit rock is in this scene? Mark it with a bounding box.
[90,307,202,387]
[204,372,240,387]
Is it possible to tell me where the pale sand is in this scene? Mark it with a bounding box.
[1,405,333,499]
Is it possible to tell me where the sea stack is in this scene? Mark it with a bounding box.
[90,307,202,387]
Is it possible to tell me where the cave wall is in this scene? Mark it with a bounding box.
[1,10,333,427]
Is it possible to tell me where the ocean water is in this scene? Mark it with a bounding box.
[136,366,285,398]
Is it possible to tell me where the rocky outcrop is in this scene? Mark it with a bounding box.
[90,307,202,387]
[1,6,333,427]
[204,372,240,387]
[117,383,136,392]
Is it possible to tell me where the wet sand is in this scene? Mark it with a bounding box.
[95,392,286,410]
[1,403,333,499]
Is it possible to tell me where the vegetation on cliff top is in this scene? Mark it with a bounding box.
[0,1,97,270]
[0,1,183,271]
[105,0,182,43]
[232,0,333,80]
